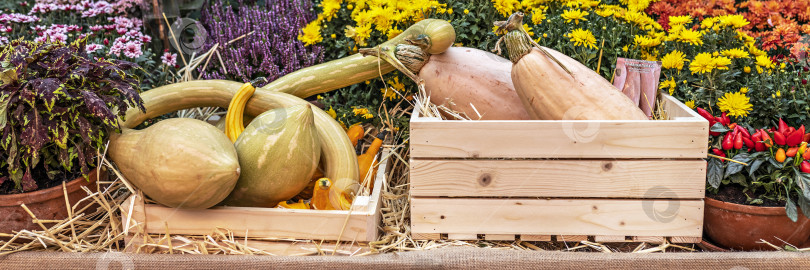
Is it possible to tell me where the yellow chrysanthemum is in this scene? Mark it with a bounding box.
[362,113,374,119]
[623,10,648,26]
[721,48,750,59]
[755,55,775,69]
[387,27,402,39]
[685,100,695,109]
[326,106,337,119]
[464,9,469,14]
[531,6,547,25]
[717,91,753,117]
[690,53,716,74]
[700,17,719,29]
[353,107,369,116]
[523,24,534,36]
[718,14,750,29]
[740,87,749,94]
[568,28,597,49]
[668,15,692,27]
[661,50,686,70]
[298,20,323,46]
[744,66,751,73]
[595,8,614,17]
[678,29,703,46]
[321,0,342,21]
[492,0,522,17]
[381,87,397,101]
[714,56,731,70]
[659,77,676,95]
[633,35,660,47]
[353,24,372,46]
[748,45,767,57]
[562,9,589,25]
[387,76,405,91]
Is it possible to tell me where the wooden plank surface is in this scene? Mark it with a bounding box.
[558,235,588,242]
[520,235,552,241]
[410,159,705,199]
[411,198,703,238]
[123,236,370,256]
[484,234,516,241]
[410,95,708,159]
[670,236,702,243]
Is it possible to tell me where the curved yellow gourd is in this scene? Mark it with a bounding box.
[224,82,256,142]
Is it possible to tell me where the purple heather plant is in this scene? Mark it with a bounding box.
[0,38,144,192]
[197,0,323,86]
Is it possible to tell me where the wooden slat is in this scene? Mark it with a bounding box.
[447,233,478,240]
[485,234,516,241]
[411,198,703,238]
[123,235,370,256]
[411,233,441,240]
[520,235,552,241]
[410,159,705,199]
[633,236,666,243]
[594,235,628,242]
[670,236,702,243]
[558,235,588,242]
[410,95,708,159]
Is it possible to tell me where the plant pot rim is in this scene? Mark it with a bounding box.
[705,196,789,216]
[0,168,100,207]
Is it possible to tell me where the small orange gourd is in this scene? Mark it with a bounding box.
[346,124,365,147]
[311,178,332,210]
[358,131,387,190]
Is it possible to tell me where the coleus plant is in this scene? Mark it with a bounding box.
[0,38,144,192]
[700,108,810,222]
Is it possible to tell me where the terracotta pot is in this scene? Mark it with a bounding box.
[0,168,103,236]
[704,197,810,250]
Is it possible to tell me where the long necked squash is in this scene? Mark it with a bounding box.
[263,19,455,98]
[419,47,530,120]
[222,105,320,207]
[116,80,358,210]
[499,13,648,121]
[108,118,240,209]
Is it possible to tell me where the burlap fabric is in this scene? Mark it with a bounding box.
[2,247,809,269]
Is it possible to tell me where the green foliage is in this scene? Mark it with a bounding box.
[0,39,144,192]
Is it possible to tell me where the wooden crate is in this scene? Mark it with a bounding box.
[409,95,708,244]
[121,149,391,254]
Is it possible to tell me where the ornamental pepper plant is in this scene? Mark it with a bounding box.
[701,107,810,222]
[0,38,144,193]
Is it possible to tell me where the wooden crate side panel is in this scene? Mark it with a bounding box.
[410,159,705,199]
[138,205,375,242]
[411,198,703,238]
[410,120,707,159]
[410,95,709,159]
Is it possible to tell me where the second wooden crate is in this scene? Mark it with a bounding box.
[409,95,708,243]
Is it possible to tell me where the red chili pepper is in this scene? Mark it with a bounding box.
[734,132,744,150]
[803,133,810,143]
[721,112,730,126]
[761,130,773,147]
[802,161,810,173]
[734,125,751,138]
[787,147,799,157]
[743,136,754,150]
[722,132,734,150]
[787,126,805,146]
[787,126,796,135]
[774,131,787,146]
[779,118,788,134]
[753,133,766,152]
[804,149,810,160]
[696,108,714,122]
[712,148,726,158]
